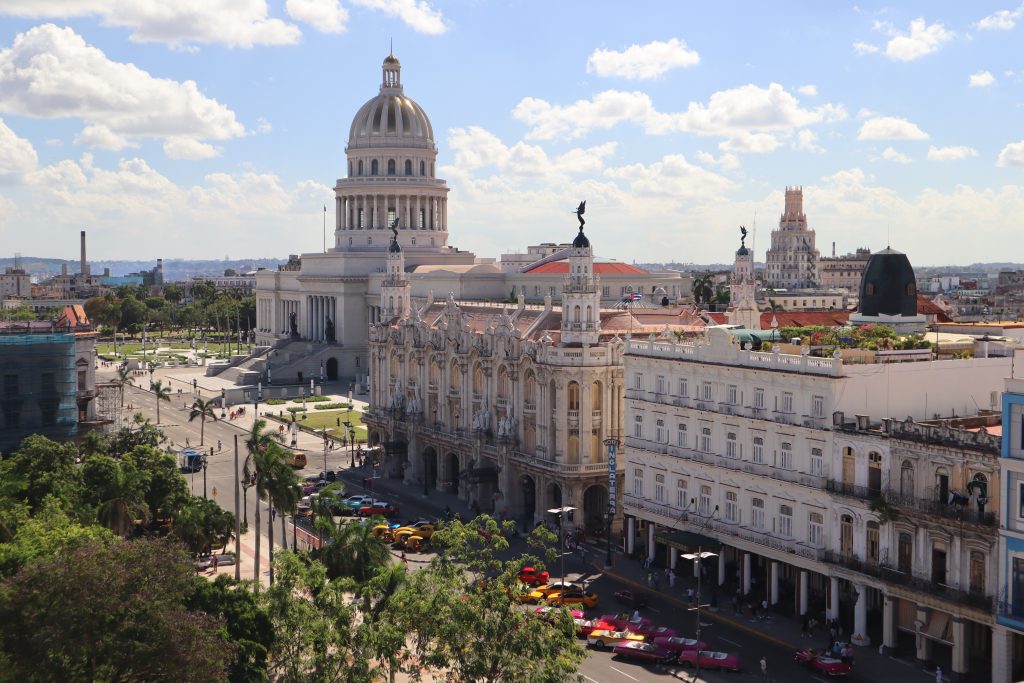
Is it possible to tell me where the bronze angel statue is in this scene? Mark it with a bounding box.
[574,200,586,230]
[390,216,399,240]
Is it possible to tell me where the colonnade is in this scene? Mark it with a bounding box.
[305,295,337,342]
[337,193,447,232]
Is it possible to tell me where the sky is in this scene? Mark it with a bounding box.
[0,1,1023,267]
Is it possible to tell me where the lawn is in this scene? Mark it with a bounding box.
[265,408,367,440]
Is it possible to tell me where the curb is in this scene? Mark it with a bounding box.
[591,562,799,651]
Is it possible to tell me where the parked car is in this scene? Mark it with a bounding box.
[632,624,678,642]
[524,581,578,604]
[794,650,853,677]
[612,640,677,664]
[587,629,646,650]
[533,606,584,620]
[677,650,742,672]
[545,588,599,609]
[320,470,337,482]
[343,495,374,513]
[393,520,436,539]
[653,635,707,653]
[518,566,550,586]
[613,589,648,609]
[192,554,237,570]
[285,451,307,468]
[598,614,653,633]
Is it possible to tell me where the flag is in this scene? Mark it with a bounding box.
[630,293,642,301]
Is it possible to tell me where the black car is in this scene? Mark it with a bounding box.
[321,470,337,482]
[614,589,649,609]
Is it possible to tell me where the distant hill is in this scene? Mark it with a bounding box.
[0,257,288,282]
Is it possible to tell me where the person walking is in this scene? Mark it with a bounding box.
[935,666,943,683]
[760,656,767,680]
[668,568,676,589]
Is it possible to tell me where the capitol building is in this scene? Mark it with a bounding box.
[253,54,689,389]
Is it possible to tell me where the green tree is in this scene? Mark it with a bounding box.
[242,419,285,586]
[163,283,183,305]
[712,284,731,306]
[173,496,236,555]
[188,396,218,445]
[0,435,82,514]
[315,514,391,583]
[151,379,171,423]
[118,295,148,331]
[0,500,116,578]
[84,456,150,537]
[186,574,273,683]
[114,363,135,406]
[0,538,235,682]
[121,445,188,523]
[691,274,714,305]
[0,305,36,321]
[253,444,296,585]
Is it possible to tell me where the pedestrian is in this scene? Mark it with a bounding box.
[686,587,695,604]
[217,439,222,452]
[400,550,407,565]
[646,571,653,587]
[760,656,767,680]
[935,666,943,683]
[668,569,676,589]
[212,555,219,573]
[632,609,641,621]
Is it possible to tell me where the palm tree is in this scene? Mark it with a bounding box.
[97,467,150,538]
[242,419,285,586]
[691,275,714,306]
[251,444,293,585]
[115,364,134,407]
[188,396,218,445]
[712,284,731,307]
[318,514,391,582]
[151,379,171,424]
[766,298,784,312]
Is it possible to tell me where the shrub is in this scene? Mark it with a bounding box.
[286,406,307,413]
[313,402,353,410]
[265,398,287,405]
[292,395,331,403]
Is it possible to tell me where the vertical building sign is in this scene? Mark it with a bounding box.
[604,438,620,515]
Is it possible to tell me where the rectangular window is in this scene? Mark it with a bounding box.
[754,387,764,409]
[634,373,643,390]
[752,437,765,464]
[602,286,609,297]
[676,423,688,448]
[779,442,793,470]
[751,498,765,530]
[724,491,738,523]
[702,382,713,401]
[654,474,665,503]
[812,395,824,418]
[727,385,737,405]
[700,427,712,453]
[679,378,688,397]
[676,479,688,508]
[810,447,823,476]
[656,375,666,394]
[633,468,644,497]
[808,512,824,546]
[726,432,737,458]
[782,392,794,413]
[655,419,665,443]
[779,505,793,538]
[633,415,643,439]
[699,486,712,516]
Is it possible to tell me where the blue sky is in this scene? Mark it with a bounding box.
[0,1,1022,266]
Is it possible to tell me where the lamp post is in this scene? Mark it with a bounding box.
[547,506,576,586]
[348,426,356,468]
[221,388,227,419]
[147,362,155,389]
[201,454,209,499]
[322,429,329,473]
[681,547,718,681]
[241,474,252,527]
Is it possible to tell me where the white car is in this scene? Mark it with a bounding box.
[193,554,237,569]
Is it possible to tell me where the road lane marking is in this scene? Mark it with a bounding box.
[813,677,829,683]
[582,676,601,683]
[719,636,741,647]
[648,606,660,613]
[608,666,638,681]
[890,657,912,667]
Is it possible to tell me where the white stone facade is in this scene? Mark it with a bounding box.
[764,186,821,289]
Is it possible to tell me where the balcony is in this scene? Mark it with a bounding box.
[826,480,881,500]
[523,400,536,413]
[882,490,996,527]
[510,450,611,475]
[496,396,508,408]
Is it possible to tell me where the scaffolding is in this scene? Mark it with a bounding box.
[0,326,78,453]
[94,382,123,433]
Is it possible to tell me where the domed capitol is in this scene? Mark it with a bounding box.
[252,54,689,388]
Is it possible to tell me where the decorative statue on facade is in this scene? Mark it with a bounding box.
[289,311,299,338]
[574,199,586,231]
[497,412,517,439]
[407,389,422,415]
[387,389,404,412]
[324,316,335,342]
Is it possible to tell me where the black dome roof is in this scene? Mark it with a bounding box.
[388,237,402,253]
[572,227,590,249]
[858,247,917,317]
[736,245,749,256]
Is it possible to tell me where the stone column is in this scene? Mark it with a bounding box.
[915,605,932,664]
[718,550,727,586]
[405,195,411,230]
[626,516,635,555]
[828,576,840,621]
[579,377,592,464]
[415,195,421,229]
[883,595,897,648]
[992,625,1013,683]
[442,197,447,230]
[647,523,656,563]
[853,585,869,645]
[373,194,378,229]
[669,547,678,570]
[743,553,752,594]
[770,561,780,605]
[799,570,809,615]
[951,619,967,680]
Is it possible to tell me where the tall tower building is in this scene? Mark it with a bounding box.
[764,186,820,289]
[380,230,410,319]
[559,223,601,345]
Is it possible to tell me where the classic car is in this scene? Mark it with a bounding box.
[794,650,853,677]
[613,589,648,609]
[533,607,585,620]
[631,624,678,642]
[586,629,646,650]
[612,640,677,664]
[677,650,742,672]
[523,581,577,604]
[544,588,599,609]
[358,501,400,517]
[393,521,436,539]
[652,635,707,653]
[518,566,550,586]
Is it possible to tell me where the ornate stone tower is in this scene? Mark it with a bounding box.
[728,227,761,330]
[380,231,410,319]
[764,186,820,289]
[560,224,601,345]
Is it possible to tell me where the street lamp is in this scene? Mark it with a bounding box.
[241,473,252,528]
[221,388,227,419]
[681,547,718,681]
[147,362,155,389]
[201,454,209,499]
[547,505,576,586]
[322,429,329,473]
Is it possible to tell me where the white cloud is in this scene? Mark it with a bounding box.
[255,117,273,134]
[976,4,1024,30]
[969,70,996,87]
[882,147,912,163]
[446,125,616,181]
[695,150,741,171]
[853,41,879,55]
[927,145,978,161]
[858,116,929,140]
[603,154,733,199]
[0,25,244,156]
[286,0,348,33]
[881,18,954,62]
[163,137,222,160]
[0,118,38,177]
[586,38,700,80]
[512,83,845,154]
[796,84,817,96]
[856,107,877,119]
[997,140,1024,167]
[795,129,825,154]
[350,0,447,35]
[0,0,301,49]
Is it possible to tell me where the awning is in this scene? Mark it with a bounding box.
[654,530,721,552]
[924,610,952,642]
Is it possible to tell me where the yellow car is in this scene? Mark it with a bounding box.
[523,582,577,604]
[545,588,599,609]
[394,521,436,540]
[587,629,645,650]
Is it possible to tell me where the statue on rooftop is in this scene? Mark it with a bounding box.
[740,225,748,248]
[574,200,586,231]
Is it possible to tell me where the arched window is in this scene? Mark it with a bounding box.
[751,498,765,529]
[358,160,364,176]
[420,160,425,176]
[778,504,793,537]
[573,306,581,323]
[677,423,688,448]
[388,159,396,176]
[700,427,712,453]
[405,159,412,176]
[371,159,379,176]
[866,521,880,565]
[840,515,854,559]
[633,414,643,439]
[699,485,712,515]
[348,161,353,176]
[970,551,986,593]
[567,382,580,411]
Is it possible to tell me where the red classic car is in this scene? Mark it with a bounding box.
[518,566,550,586]
[612,640,677,664]
[357,501,400,517]
[652,635,708,653]
[794,649,853,677]
[598,614,654,632]
[534,606,584,620]
[575,614,622,638]
[677,649,742,672]
[632,624,678,642]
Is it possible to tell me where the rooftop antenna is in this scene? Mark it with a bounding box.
[390,37,393,56]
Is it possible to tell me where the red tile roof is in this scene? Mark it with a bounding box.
[522,260,648,275]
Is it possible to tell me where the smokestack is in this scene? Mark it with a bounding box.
[80,230,89,277]
[832,241,836,257]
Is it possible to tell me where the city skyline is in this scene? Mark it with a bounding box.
[0,2,1022,265]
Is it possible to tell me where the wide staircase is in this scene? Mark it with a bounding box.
[211,338,341,386]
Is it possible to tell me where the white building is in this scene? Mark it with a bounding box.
[622,325,1010,680]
